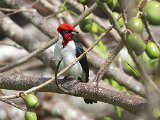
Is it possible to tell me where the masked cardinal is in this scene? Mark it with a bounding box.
[54,23,97,104]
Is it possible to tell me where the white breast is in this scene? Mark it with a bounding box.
[54,34,82,79]
[54,34,63,63]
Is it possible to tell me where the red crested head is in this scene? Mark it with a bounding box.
[57,23,78,48]
[57,23,75,32]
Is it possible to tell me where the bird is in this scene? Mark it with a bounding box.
[54,23,97,104]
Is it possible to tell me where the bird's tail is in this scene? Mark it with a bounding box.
[84,98,97,104]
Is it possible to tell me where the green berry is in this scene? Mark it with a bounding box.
[145,1,160,25]
[91,22,99,33]
[79,19,93,33]
[25,110,37,120]
[24,94,39,110]
[112,12,124,27]
[107,0,117,10]
[145,42,160,59]
[127,8,137,19]
[78,0,86,4]
[126,17,143,34]
[127,33,146,56]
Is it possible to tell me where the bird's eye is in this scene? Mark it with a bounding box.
[65,30,71,33]
[60,30,71,36]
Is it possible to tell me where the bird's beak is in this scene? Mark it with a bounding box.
[72,30,79,34]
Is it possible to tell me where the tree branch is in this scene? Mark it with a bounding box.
[0,73,147,114]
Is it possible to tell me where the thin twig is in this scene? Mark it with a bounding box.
[30,0,41,7]
[141,13,160,48]
[137,0,147,12]
[93,3,124,85]
[0,42,22,49]
[44,9,65,20]
[0,7,28,12]
[54,59,69,93]
[101,4,123,36]
[93,40,124,85]
[72,3,98,27]
[0,7,33,20]
[0,97,26,111]
[137,0,159,47]
[118,0,127,25]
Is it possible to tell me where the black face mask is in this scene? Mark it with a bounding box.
[60,30,72,36]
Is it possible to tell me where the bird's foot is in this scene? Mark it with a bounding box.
[57,76,71,93]
[84,98,97,104]
[58,75,77,93]
[63,75,74,81]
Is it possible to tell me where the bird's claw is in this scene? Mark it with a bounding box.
[63,75,74,81]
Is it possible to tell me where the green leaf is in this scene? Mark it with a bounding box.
[104,116,113,120]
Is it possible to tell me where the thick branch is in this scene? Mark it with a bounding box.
[0,73,147,114]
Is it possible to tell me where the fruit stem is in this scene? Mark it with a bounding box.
[124,29,132,34]
[137,0,147,12]
[136,11,142,18]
